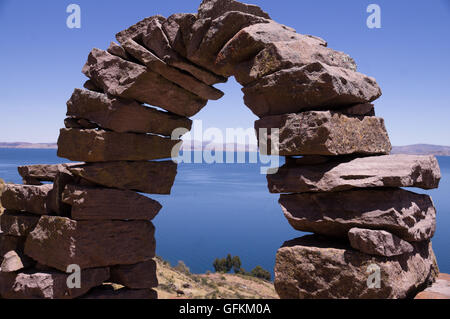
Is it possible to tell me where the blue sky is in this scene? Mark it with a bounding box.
[0,0,449,145]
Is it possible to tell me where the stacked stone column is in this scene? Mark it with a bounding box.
[0,0,443,299]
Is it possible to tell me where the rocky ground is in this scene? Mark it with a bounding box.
[154,257,278,299]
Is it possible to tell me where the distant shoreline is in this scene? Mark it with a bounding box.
[1,143,449,156]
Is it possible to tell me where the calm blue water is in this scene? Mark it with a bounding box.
[0,149,448,277]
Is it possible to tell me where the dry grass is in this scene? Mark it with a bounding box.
[154,257,279,299]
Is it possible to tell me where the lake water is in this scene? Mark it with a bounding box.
[0,149,448,277]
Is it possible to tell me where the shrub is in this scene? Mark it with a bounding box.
[250,266,271,281]
[174,260,190,274]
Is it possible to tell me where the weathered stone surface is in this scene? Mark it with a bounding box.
[69,161,177,195]
[143,17,226,86]
[244,62,382,117]
[0,211,40,237]
[1,250,34,272]
[268,155,441,193]
[256,111,391,156]
[233,39,356,85]
[83,79,102,92]
[107,41,130,60]
[120,38,224,100]
[348,228,414,257]
[80,285,157,299]
[217,21,327,77]
[162,13,198,59]
[25,216,156,271]
[67,89,192,136]
[1,184,52,215]
[274,235,437,299]
[110,260,158,289]
[279,188,436,242]
[62,185,162,221]
[17,163,77,185]
[0,267,109,299]
[197,0,270,20]
[187,11,269,75]
[415,273,450,299]
[82,48,207,117]
[57,128,181,162]
[116,15,166,44]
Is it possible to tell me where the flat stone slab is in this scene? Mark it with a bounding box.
[82,48,207,117]
[198,0,271,20]
[217,21,325,78]
[244,62,382,117]
[267,155,441,193]
[68,161,177,195]
[25,216,156,271]
[17,163,78,185]
[279,188,436,242]
[275,235,437,299]
[348,228,414,257]
[1,184,52,215]
[67,88,192,136]
[0,267,109,299]
[187,11,269,75]
[62,185,162,221]
[0,211,40,237]
[80,285,157,299]
[255,111,391,156]
[120,38,224,101]
[110,259,158,289]
[143,16,226,86]
[57,128,181,162]
[224,36,356,85]
[415,273,450,299]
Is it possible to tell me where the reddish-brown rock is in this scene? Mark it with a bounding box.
[197,0,270,20]
[57,128,181,162]
[143,16,226,86]
[120,38,224,100]
[1,184,52,215]
[80,285,157,299]
[268,155,441,193]
[187,11,269,74]
[25,216,156,271]
[68,161,177,195]
[244,62,382,117]
[255,111,391,156]
[275,235,437,299]
[107,41,131,60]
[348,228,414,257]
[17,163,78,185]
[82,48,207,117]
[110,259,158,289]
[62,185,162,221]
[67,88,192,136]
[279,189,436,242]
[0,267,109,299]
[0,211,40,237]
[232,39,356,85]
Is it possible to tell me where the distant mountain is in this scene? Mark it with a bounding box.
[391,144,450,156]
[0,142,57,149]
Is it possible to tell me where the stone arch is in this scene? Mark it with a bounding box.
[0,0,441,299]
